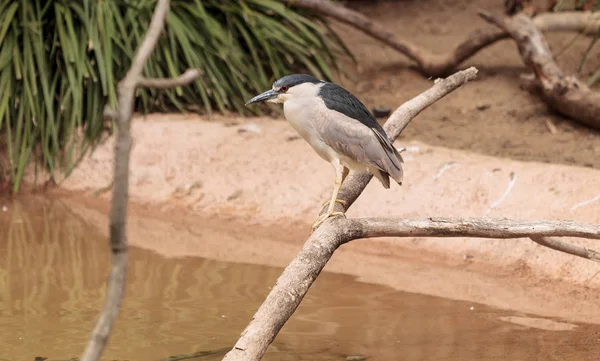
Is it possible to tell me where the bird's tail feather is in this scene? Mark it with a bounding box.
[385,152,404,186]
[377,170,391,189]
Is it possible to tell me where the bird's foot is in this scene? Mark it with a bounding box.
[311,211,346,233]
[319,199,347,214]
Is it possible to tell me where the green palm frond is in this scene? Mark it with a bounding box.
[0,0,352,192]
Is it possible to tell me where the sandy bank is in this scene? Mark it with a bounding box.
[26,112,600,324]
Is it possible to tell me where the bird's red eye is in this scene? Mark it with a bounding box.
[280,86,288,93]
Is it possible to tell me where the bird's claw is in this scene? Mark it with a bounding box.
[319,199,347,214]
[311,211,346,232]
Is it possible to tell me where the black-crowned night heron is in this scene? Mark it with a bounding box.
[246,74,404,231]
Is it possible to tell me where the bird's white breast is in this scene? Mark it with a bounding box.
[282,84,339,163]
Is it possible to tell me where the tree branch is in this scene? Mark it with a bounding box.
[534,11,600,36]
[345,218,600,263]
[530,236,600,263]
[125,0,171,84]
[344,218,600,263]
[103,105,119,121]
[480,11,600,130]
[80,1,199,361]
[283,0,600,76]
[138,68,201,89]
[345,217,600,242]
[284,0,426,67]
[221,67,479,361]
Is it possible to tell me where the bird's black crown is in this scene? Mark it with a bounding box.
[273,74,323,89]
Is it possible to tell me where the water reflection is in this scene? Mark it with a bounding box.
[0,197,598,361]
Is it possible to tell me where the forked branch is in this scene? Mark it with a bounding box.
[283,0,600,76]
[222,61,600,361]
[80,1,200,361]
[530,236,600,262]
[221,67,480,361]
[344,218,600,263]
[480,11,600,130]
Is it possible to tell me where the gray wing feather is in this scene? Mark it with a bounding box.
[313,109,403,185]
[318,82,403,172]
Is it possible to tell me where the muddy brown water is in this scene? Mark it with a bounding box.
[1,197,599,361]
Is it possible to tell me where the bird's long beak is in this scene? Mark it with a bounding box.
[245,89,279,106]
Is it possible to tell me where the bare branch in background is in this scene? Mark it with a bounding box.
[480,11,600,130]
[80,1,200,361]
[283,0,600,76]
[138,69,201,89]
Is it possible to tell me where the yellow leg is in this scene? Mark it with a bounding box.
[312,166,349,232]
[319,199,347,214]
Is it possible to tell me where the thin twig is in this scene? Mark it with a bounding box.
[530,236,600,263]
[126,1,171,82]
[79,1,200,361]
[138,69,201,89]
